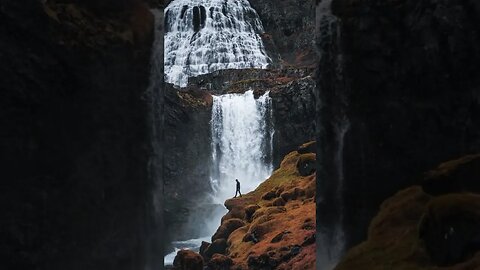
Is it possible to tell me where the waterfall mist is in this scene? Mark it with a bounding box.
[164,0,271,86]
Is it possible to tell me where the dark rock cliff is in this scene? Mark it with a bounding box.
[316,0,480,257]
[0,1,163,269]
[248,0,316,67]
[163,84,215,243]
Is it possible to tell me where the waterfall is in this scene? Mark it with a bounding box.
[164,0,271,87]
[316,0,348,269]
[210,90,274,203]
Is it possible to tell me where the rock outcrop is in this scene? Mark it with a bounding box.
[175,144,317,269]
[316,0,480,251]
[335,156,480,269]
[249,0,316,67]
[163,84,216,243]
[1,1,163,269]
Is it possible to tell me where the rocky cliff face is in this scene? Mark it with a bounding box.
[248,0,316,67]
[316,0,480,255]
[1,1,163,269]
[163,84,216,243]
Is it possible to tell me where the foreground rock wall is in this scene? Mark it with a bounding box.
[316,0,480,253]
[335,155,480,269]
[0,1,163,269]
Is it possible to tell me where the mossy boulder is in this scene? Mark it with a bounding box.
[208,254,234,270]
[261,190,278,200]
[272,197,287,206]
[204,238,228,259]
[245,204,261,222]
[212,218,246,242]
[420,193,480,266]
[221,208,245,224]
[422,154,480,196]
[173,250,203,270]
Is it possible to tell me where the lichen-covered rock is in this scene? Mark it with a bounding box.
[173,250,203,270]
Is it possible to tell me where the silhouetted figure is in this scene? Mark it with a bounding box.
[234,179,242,198]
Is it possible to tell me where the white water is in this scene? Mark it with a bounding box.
[210,90,274,203]
[164,237,209,266]
[164,0,271,87]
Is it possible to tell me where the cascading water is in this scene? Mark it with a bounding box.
[316,0,348,269]
[210,90,274,204]
[164,0,271,87]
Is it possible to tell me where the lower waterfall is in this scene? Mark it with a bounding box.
[210,90,274,204]
[164,90,274,266]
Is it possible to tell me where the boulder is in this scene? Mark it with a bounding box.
[262,190,278,200]
[212,218,245,242]
[199,241,210,258]
[204,238,228,259]
[419,193,480,266]
[173,250,203,270]
[207,254,233,270]
[245,204,261,221]
[272,197,286,206]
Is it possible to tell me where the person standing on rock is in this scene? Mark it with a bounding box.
[234,179,242,198]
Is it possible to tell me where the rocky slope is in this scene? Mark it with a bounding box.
[172,142,317,269]
[316,0,480,252]
[1,1,163,269]
[335,155,480,270]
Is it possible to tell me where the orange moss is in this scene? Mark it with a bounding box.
[219,148,316,269]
